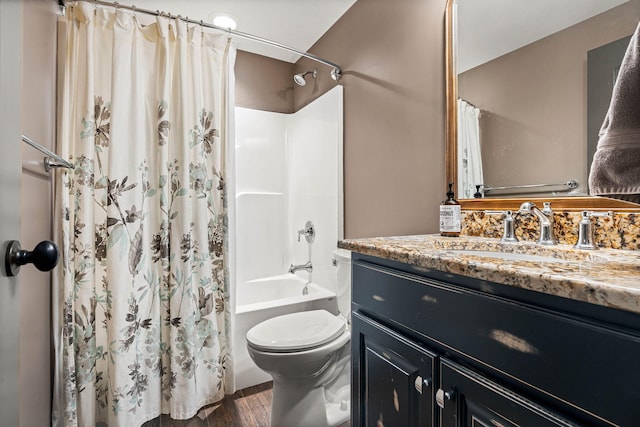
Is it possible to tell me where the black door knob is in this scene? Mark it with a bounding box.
[4,240,59,277]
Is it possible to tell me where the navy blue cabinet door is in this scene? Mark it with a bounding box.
[352,312,436,427]
[438,360,577,427]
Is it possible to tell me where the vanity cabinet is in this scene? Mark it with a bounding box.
[350,253,640,427]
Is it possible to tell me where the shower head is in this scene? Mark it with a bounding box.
[293,70,317,86]
[293,74,307,86]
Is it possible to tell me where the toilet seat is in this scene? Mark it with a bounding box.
[247,310,346,353]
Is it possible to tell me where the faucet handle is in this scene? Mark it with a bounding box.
[588,210,614,218]
[297,221,316,243]
[501,210,518,242]
[574,211,613,250]
[484,210,518,242]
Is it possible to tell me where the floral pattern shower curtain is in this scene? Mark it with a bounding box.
[53,3,235,426]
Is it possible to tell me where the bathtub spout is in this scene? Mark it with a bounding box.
[288,261,313,274]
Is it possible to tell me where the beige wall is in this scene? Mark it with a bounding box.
[236,0,448,238]
[458,1,640,194]
[235,51,295,113]
[292,0,446,238]
[21,0,57,424]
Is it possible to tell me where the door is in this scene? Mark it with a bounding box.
[19,0,57,424]
[438,359,577,427]
[0,0,23,425]
[352,312,436,427]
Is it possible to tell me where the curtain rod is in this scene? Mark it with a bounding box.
[64,0,342,80]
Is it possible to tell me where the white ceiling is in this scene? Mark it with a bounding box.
[115,0,357,63]
[457,0,629,73]
[83,1,629,72]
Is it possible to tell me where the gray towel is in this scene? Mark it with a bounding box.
[589,22,640,200]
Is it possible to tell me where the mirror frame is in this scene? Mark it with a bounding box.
[444,0,640,211]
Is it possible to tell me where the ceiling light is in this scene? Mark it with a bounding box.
[210,13,238,30]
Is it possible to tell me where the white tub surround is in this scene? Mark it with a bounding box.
[233,87,344,390]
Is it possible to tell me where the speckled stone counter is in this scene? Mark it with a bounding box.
[338,234,640,315]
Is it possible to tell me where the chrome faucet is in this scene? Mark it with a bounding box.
[288,261,313,274]
[518,202,556,245]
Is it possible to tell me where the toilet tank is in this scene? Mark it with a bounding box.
[333,249,352,321]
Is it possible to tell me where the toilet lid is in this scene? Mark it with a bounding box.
[247,310,346,352]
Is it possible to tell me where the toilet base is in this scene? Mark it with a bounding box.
[271,378,328,427]
[270,380,350,427]
[325,384,350,426]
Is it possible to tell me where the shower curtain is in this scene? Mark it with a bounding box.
[53,3,235,426]
[457,98,483,199]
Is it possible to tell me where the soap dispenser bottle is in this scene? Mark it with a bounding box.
[440,182,461,237]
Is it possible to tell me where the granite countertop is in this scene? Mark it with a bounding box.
[338,234,640,315]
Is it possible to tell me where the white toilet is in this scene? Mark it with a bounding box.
[246,249,352,427]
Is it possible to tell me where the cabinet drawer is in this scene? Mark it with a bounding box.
[352,260,640,426]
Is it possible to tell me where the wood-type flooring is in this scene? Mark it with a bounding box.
[142,382,350,427]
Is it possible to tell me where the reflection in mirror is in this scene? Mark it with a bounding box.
[452,0,640,202]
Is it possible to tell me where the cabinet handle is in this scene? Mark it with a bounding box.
[414,376,432,394]
[436,388,454,409]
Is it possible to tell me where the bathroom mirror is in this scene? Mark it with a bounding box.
[445,0,640,208]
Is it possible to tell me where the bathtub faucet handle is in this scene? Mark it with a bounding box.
[297,221,315,243]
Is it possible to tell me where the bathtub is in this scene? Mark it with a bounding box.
[233,274,339,391]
